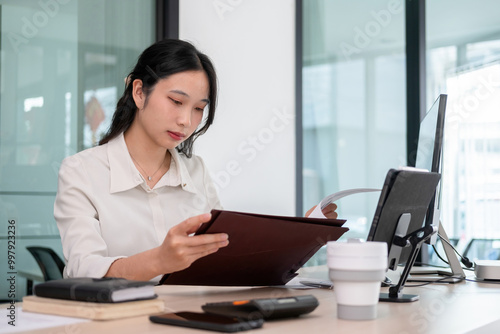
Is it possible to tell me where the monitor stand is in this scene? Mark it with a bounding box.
[407,221,465,283]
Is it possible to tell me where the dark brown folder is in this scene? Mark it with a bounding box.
[159,210,348,286]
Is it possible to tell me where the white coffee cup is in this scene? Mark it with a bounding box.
[327,240,387,320]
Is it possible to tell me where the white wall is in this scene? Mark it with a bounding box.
[179,0,297,215]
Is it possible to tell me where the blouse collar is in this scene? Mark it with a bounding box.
[108,133,197,194]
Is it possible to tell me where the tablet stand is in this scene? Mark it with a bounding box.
[379,213,437,303]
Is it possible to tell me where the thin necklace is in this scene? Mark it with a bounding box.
[130,153,167,182]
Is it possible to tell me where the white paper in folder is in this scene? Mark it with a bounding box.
[308,188,381,218]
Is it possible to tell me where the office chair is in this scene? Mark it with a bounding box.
[462,238,500,261]
[26,246,65,294]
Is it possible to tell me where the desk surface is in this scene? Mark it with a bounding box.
[12,268,500,334]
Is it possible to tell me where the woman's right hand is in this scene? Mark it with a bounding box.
[105,213,228,280]
[156,213,229,274]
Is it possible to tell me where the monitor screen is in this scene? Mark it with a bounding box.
[415,94,447,229]
[415,94,447,175]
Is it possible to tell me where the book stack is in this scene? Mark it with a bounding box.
[22,277,165,320]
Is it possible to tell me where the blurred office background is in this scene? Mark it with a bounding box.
[1,0,500,299]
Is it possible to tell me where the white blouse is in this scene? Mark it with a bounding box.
[54,133,221,279]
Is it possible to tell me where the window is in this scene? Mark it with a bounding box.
[0,0,155,299]
[427,1,500,256]
[302,0,406,265]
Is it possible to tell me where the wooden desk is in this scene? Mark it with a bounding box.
[15,268,500,334]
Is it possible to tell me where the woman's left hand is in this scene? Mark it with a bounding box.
[305,203,338,219]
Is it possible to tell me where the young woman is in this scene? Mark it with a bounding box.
[55,39,229,281]
[55,39,337,282]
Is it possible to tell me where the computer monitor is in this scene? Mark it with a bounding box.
[369,94,447,268]
[365,95,456,302]
[410,95,464,281]
[415,94,447,236]
[388,94,447,265]
[415,94,447,174]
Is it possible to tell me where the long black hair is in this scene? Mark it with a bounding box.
[99,39,217,158]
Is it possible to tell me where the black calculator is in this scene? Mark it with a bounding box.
[202,295,319,320]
